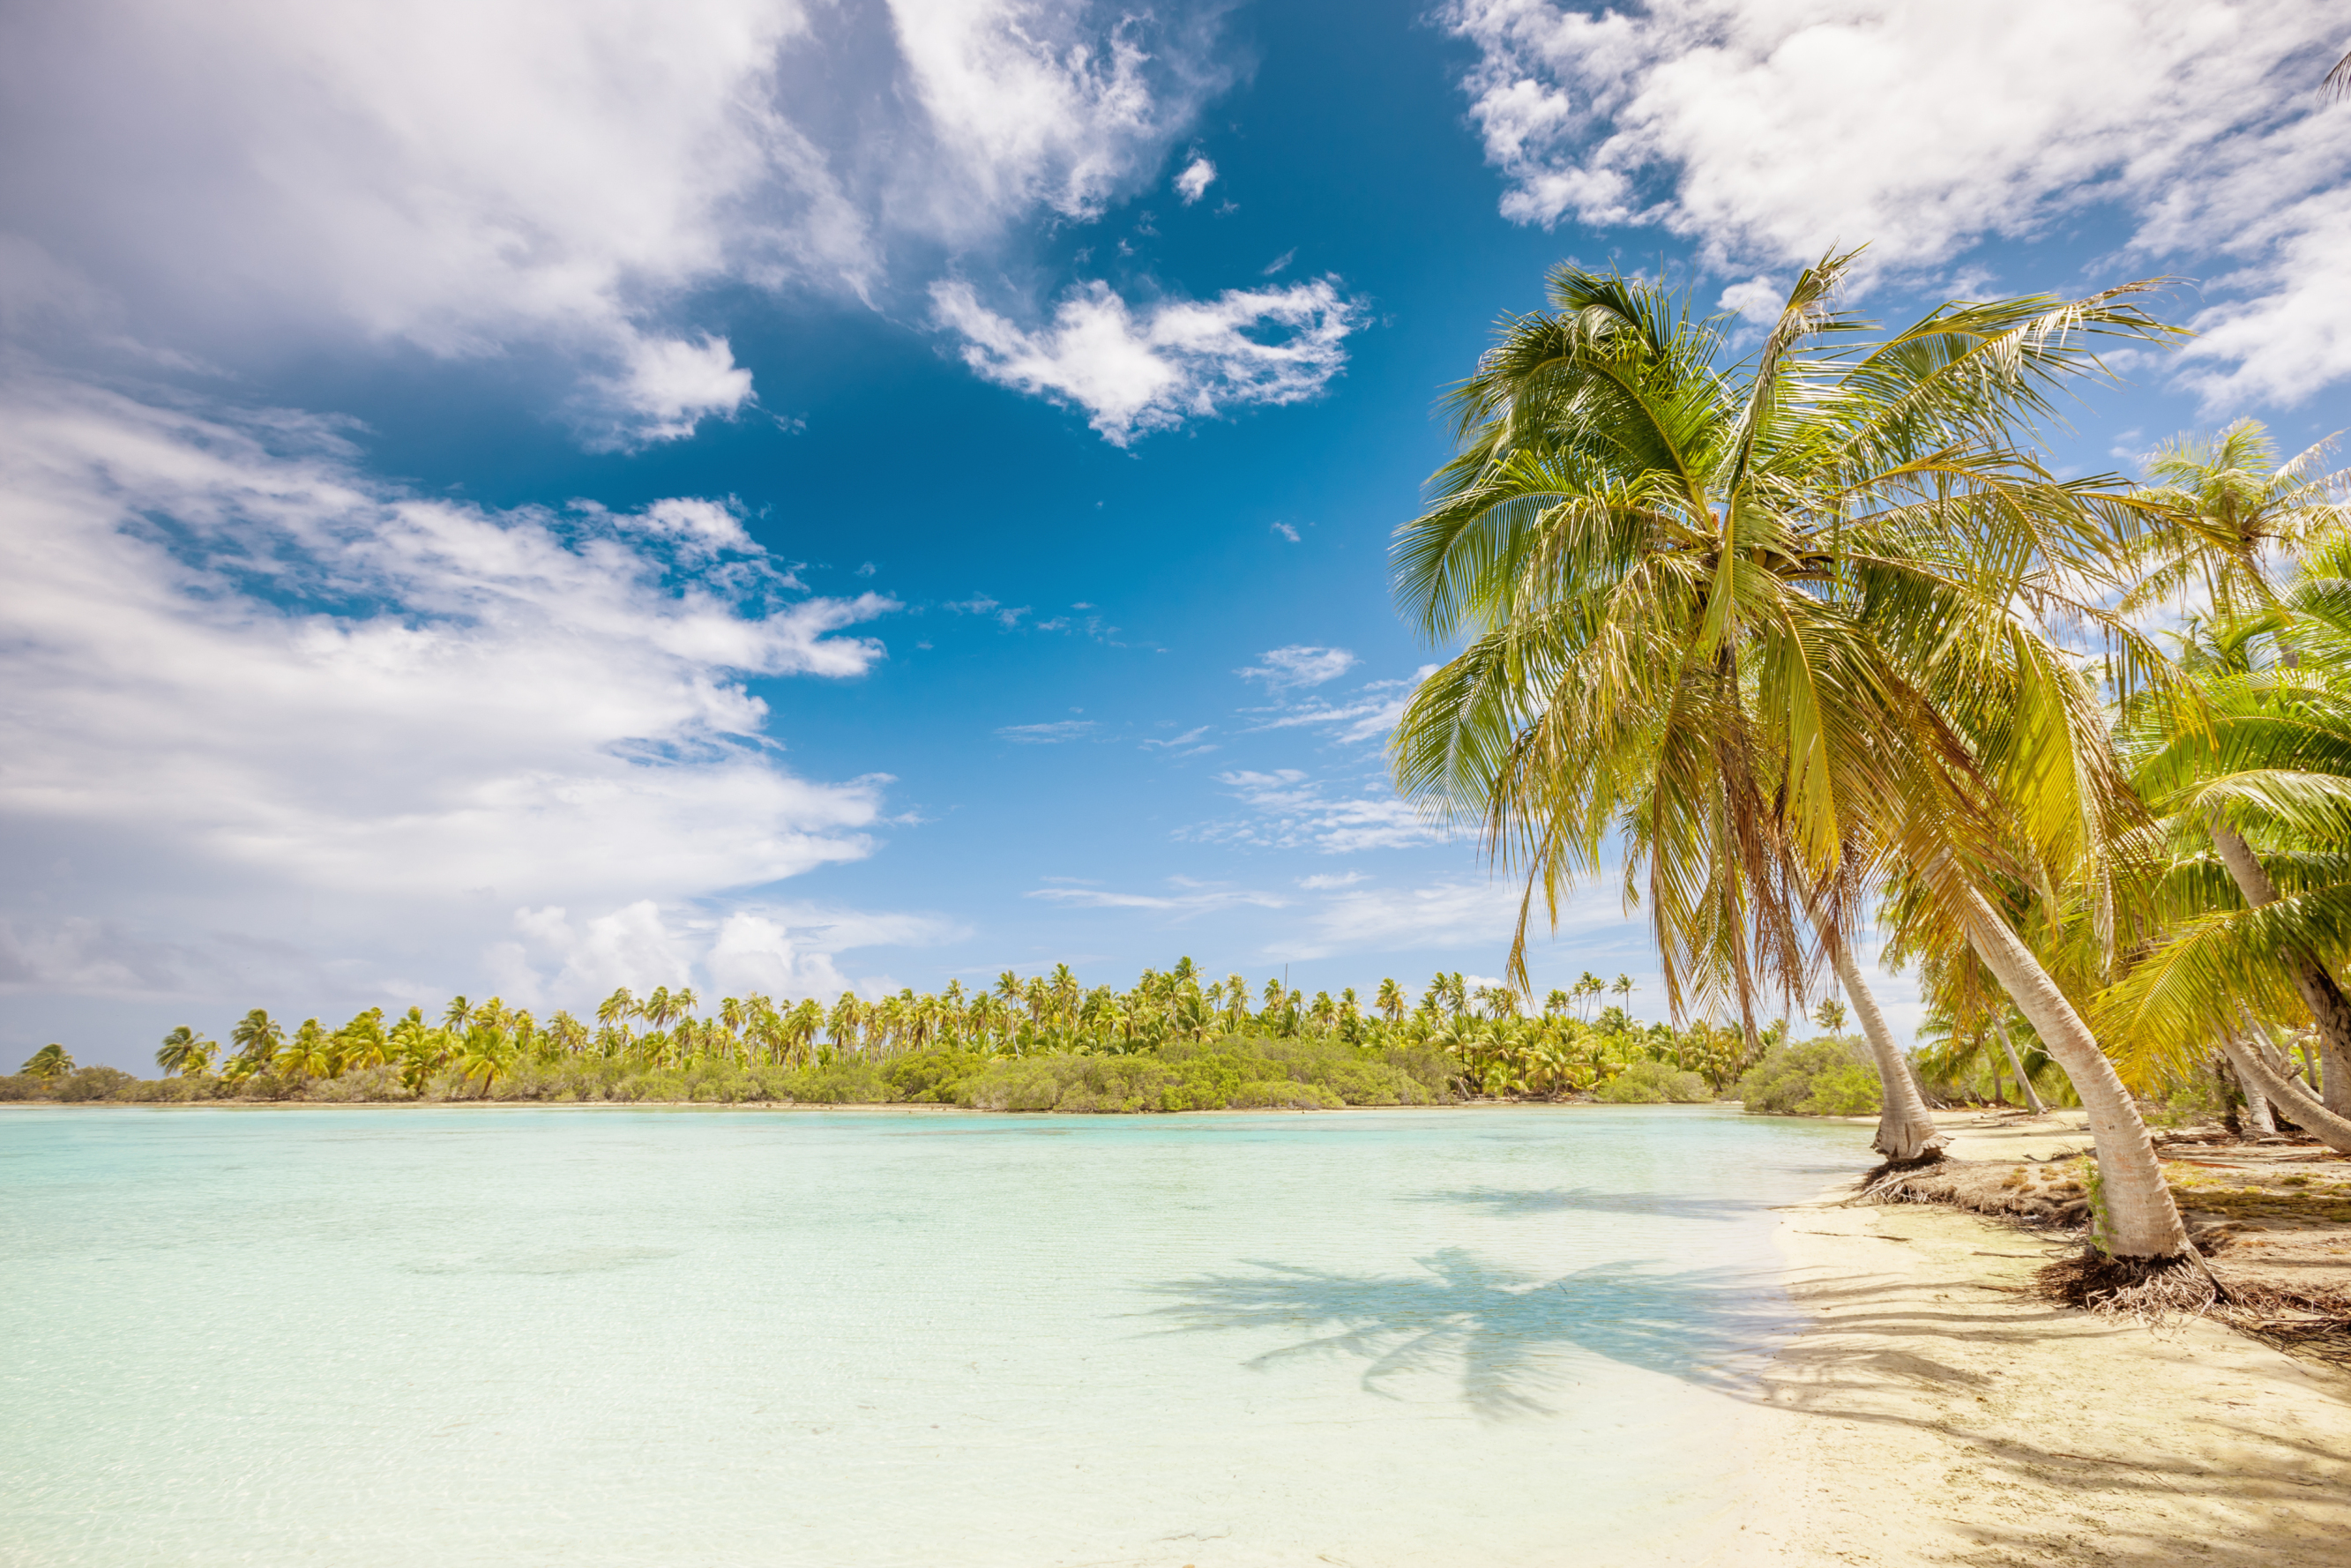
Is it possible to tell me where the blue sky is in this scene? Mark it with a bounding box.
[4,1,2348,1067]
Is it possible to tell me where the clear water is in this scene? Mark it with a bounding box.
[0,1105,1867,1566]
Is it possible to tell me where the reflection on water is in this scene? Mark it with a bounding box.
[1,1104,1866,1566]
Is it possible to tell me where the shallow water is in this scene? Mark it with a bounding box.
[0,1104,1868,1565]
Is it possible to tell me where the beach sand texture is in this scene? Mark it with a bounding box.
[1744,1115,2351,1567]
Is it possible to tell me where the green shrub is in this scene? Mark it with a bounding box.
[0,1073,56,1101]
[1595,1058,1712,1103]
[305,1064,412,1102]
[56,1066,135,1102]
[773,1060,891,1104]
[885,1049,989,1103]
[1735,1041,1885,1116]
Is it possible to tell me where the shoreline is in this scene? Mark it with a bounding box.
[1737,1112,2351,1566]
[0,1095,1713,1114]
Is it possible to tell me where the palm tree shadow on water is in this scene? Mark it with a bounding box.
[1140,1247,1795,1422]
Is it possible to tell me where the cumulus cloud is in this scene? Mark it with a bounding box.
[497,900,964,1007]
[1442,0,2351,406]
[0,0,1240,442]
[929,275,1362,443]
[1174,155,1218,203]
[1236,645,1358,689]
[0,374,909,1014]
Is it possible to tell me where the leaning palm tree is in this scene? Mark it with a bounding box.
[1392,254,2194,1256]
[154,1026,216,1077]
[20,1042,72,1079]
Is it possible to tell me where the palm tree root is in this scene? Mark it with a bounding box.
[1857,1147,1947,1187]
[2034,1246,2221,1318]
[2035,1247,2351,1361]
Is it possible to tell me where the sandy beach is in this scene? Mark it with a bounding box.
[1738,1114,2351,1566]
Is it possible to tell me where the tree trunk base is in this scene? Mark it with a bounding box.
[1858,1146,1947,1186]
[2036,1245,2216,1318]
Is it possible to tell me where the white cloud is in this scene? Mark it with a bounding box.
[1271,521,1301,541]
[1189,770,1444,854]
[0,0,1240,441]
[1715,276,1782,321]
[1243,664,1433,745]
[929,275,1362,444]
[496,900,965,1007]
[0,374,904,1012]
[1174,155,1218,203]
[1442,0,2351,407]
[1236,645,1357,689]
[1025,882,1288,916]
[996,720,1096,743]
[1297,871,1367,890]
[1267,880,1522,960]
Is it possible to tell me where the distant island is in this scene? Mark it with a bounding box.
[7,963,2009,1114]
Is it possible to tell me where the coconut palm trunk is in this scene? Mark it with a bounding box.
[1991,1018,2048,1115]
[1833,945,1943,1161]
[2206,814,2351,1112]
[2222,1029,2351,1155]
[1963,891,2190,1259]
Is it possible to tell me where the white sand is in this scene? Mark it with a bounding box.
[1728,1113,2351,1566]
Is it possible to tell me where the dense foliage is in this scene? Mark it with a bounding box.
[9,966,1794,1110]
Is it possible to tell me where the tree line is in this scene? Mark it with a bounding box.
[23,964,1826,1103]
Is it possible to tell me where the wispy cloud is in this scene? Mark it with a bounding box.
[1026,881,1288,915]
[929,275,1362,444]
[1184,769,1443,854]
[995,720,1096,743]
[1138,724,1217,756]
[1237,645,1357,690]
[1297,871,1367,890]
[1270,521,1301,541]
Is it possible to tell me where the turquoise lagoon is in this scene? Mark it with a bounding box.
[1,1105,1868,1565]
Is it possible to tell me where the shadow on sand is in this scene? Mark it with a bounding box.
[1141,1246,1793,1420]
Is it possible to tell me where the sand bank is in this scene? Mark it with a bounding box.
[1735,1113,2351,1566]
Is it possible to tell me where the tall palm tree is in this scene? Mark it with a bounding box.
[1392,254,2192,1254]
[228,1009,284,1075]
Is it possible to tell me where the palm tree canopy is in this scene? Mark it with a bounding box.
[1391,252,2179,1020]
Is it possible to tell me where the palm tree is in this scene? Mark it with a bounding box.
[1391,254,2193,1254]
[277,1019,332,1079]
[453,1024,511,1098]
[2122,421,2345,623]
[154,1026,216,1077]
[228,1008,284,1078]
[2106,489,2351,1112]
[1375,977,1406,1023]
[442,996,472,1033]
[20,1042,72,1079]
